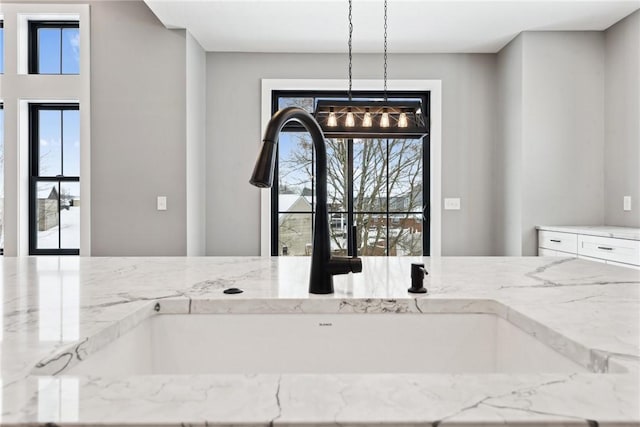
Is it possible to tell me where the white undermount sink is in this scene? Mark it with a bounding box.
[68,313,588,375]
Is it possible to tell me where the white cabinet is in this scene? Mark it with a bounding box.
[538,247,561,257]
[538,230,577,255]
[577,234,640,266]
[537,227,640,269]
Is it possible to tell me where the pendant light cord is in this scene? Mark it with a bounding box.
[383,0,388,101]
[348,0,353,101]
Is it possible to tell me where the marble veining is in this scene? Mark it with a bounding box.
[1,256,639,426]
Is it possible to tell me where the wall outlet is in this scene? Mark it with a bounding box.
[623,196,631,211]
[157,196,167,211]
[444,198,461,210]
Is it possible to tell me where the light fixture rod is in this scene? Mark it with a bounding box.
[348,0,353,101]
[383,0,388,101]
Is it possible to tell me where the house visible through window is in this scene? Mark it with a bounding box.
[29,104,80,255]
[28,21,79,74]
[272,91,430,257]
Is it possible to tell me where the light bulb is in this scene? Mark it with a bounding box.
[362,111,373,127]
[345,111,355,127]
[380,111,390,128]
[328,111,337,127]
[398,112,408,128]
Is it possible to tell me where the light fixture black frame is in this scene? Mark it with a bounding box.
[314,99,428,139]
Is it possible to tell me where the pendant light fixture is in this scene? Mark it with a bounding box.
[314,0,428,139]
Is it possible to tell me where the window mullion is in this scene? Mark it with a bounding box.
[60,110,64,176]
[57,181,61,249]
[386,138,390,256]
[347,138,354,256]
[59,28,62,74]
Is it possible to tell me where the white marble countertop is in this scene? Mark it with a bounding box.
[1,256,639,426]
[536,225,640,241]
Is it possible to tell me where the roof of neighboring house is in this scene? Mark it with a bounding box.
[37,185,58,200]
[279,194,312,212]
[278,194,312,224]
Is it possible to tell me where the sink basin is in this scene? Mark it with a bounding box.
[68,313,587,375]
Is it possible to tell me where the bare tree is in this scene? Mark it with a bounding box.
[280,130,423,256]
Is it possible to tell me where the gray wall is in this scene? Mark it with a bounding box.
[206,53,498,256]
[495,35,524,256]
[90,1,188,255]
[521,32,606,255]
[496,32,607,256]
[605,10,640,227]
[186,32,207,255]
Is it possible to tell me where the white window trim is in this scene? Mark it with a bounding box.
[260,79,442,257]
[17,13,81,75]
[0,4,91,256]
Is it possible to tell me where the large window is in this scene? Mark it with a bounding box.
[272,91,429,257]
[28,21,79,74]
[29,104,80,255]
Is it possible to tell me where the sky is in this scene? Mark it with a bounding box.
[38,109,80,179]
[0,26,78,74]
[36,28,81,187]
[39,28,80,74]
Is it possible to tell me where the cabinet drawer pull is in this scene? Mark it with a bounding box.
[597,246,613,251]
[550,239,561,243]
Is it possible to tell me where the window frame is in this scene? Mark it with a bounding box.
[271,90,430,257]
[29,103,80,255]
[28,20,79,75]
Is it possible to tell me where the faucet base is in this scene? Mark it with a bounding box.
[308,272,334,294]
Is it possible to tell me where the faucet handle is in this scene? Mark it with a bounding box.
[328,256,362,274]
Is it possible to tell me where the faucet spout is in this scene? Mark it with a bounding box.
[250,107,363,294]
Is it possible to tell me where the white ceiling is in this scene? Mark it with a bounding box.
[144,0,640,53]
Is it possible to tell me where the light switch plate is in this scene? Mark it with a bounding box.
[157,196,167,211]
[444,198,461,210]
[624,196,631,211]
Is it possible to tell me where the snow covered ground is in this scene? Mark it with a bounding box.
[38,206,80,249]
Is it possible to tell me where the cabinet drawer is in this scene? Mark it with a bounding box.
[539,247,577,258]
[538,230,577,254]
[577,235,640,266]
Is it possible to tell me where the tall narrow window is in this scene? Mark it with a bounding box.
[272,91,430,257]
[0,103,4,255]
[29,104,80,255]
[28,21,79,74]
